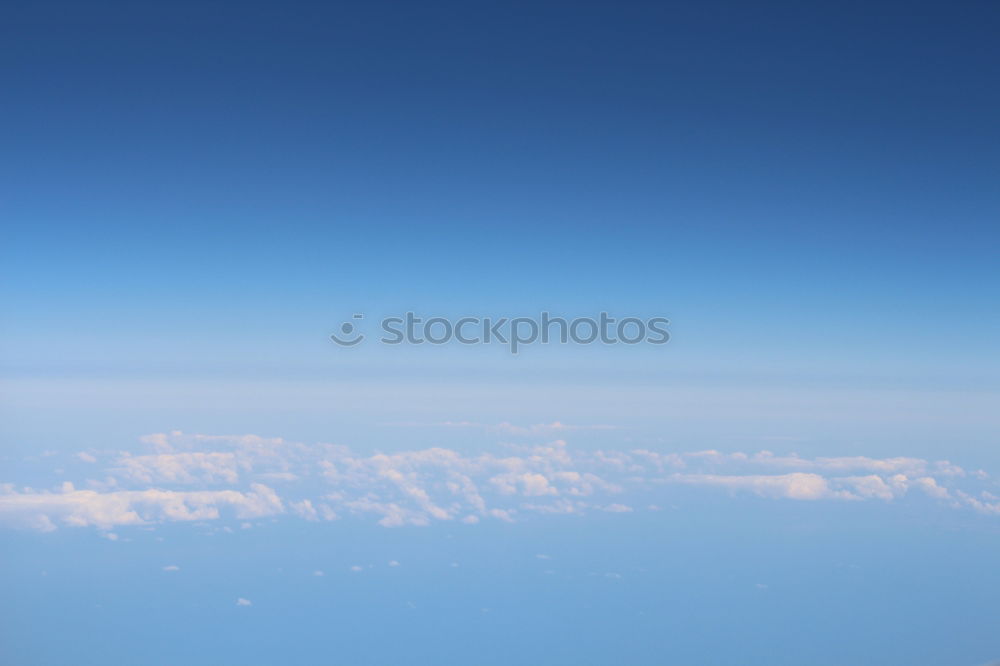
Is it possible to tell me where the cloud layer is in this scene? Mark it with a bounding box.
[2,429,998,532]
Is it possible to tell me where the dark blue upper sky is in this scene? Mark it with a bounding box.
[6,0,999,236]
[2,0,999,380]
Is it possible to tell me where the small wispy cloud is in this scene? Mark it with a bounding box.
[385,421,617,436]
[494,421,618,436]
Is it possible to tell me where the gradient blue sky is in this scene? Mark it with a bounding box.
[2,2,1000,664]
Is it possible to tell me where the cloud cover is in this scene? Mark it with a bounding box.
[2,429,998,531]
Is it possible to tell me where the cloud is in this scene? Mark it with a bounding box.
[290,499,336,522]
[397,421,617,436]
[494,421,618,436]
[2,430,998,532]
[955,491,1000,515]
[111,452,244,485]
[913,476,951,500]
[746,452,937,476]
[0,483,283,531]
[236,598,252,606]
[491,472,557,497]
[669,472,851,500]
[163,565,180,571]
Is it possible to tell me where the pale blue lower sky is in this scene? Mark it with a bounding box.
[3,493,999,666]
[2,370,1000,664]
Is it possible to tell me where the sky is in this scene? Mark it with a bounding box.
[1,1,999,664]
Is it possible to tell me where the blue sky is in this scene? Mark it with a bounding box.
[2,1,1000,664]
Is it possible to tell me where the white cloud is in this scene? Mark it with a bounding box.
[163,565,180,571]
[494,421,617,436]
[111,452,243,485]
[410,421,617,436]
[255,472,299,482]
[522,499,581,514]
[913,477,951,500]
[747,452,935,476]
[3,430,996,532]
[955,491,1000,515]
[669,473,851,501]
[489,508,515,522]
[236,598,252,606]
[836,475,902,501]
[0,483,283,531]
[290,499,319,521]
